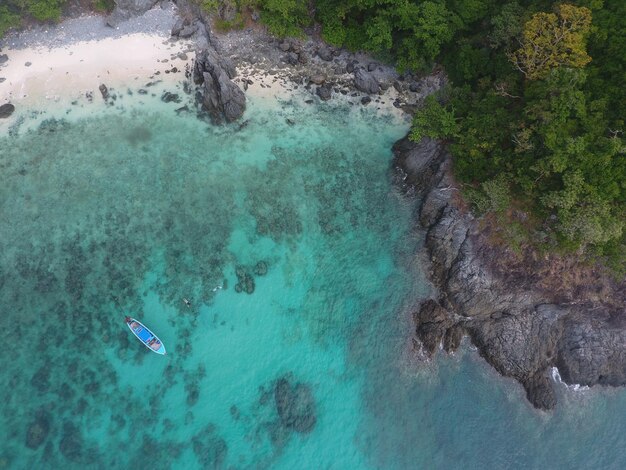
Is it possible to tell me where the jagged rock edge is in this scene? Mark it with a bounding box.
[393,136,626,410]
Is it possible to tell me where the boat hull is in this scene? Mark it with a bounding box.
[125,317,167,355]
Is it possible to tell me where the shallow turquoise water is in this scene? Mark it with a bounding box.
[1,89,625,469]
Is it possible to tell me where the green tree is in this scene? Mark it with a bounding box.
[508,4,592,79]
[398,1,457,70]
[258,0,309,37]
[0,5,21,36]
[489,2,524,50]
[410,93,458,142]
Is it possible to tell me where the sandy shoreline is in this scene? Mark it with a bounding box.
[0,33,194,107]
[0,4,410,133]
[0,5,195,111]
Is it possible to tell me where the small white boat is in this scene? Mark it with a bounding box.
[125,316,167,355]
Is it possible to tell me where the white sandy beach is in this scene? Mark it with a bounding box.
[0,33,194,107]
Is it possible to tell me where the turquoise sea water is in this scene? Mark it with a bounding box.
[1,88,625,469]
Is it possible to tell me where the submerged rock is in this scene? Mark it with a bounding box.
[229,405,240,420]
[99,84,109,100]
[191,425,228,469]
[25,411,50,450]
[234,266,255,294]
[186,384,200,406]
[316,85,332,101]
[161,91,181,103]
[274,377,316,433]
[31,366,50,392]
[38,118,71,134]
[253,261,268,276]
[59,422,83,462]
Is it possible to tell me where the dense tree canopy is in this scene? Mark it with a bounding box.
[409,1,624,269]
[1,0,624,269]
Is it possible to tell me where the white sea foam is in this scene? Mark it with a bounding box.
[551,366,590,391]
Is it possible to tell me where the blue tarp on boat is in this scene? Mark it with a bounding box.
[136,327,152,342]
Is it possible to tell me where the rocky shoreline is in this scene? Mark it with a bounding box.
[393,137,626,410]
[164,0,443,123]
[1,0,440,121]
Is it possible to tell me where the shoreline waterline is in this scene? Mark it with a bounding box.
[2,7,626,470]
[0,6,410,135]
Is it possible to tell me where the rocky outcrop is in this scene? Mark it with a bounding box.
[169,3,247,124]
[193,47,245,123]
[98,84,109,100]
[106,0,160,27]
[394,137,626,410]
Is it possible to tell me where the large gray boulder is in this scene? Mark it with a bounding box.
[0,103,15,118]
[353,68,380,94]
[316,85,332,101]
[194,48,245,123]
[106,0,160,27]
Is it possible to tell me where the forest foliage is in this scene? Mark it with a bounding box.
[1,0,624,269]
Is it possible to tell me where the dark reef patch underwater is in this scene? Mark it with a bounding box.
[0,95,625,469]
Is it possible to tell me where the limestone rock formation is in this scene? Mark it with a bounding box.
[194,48,245,123]
[25,411,50,450]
